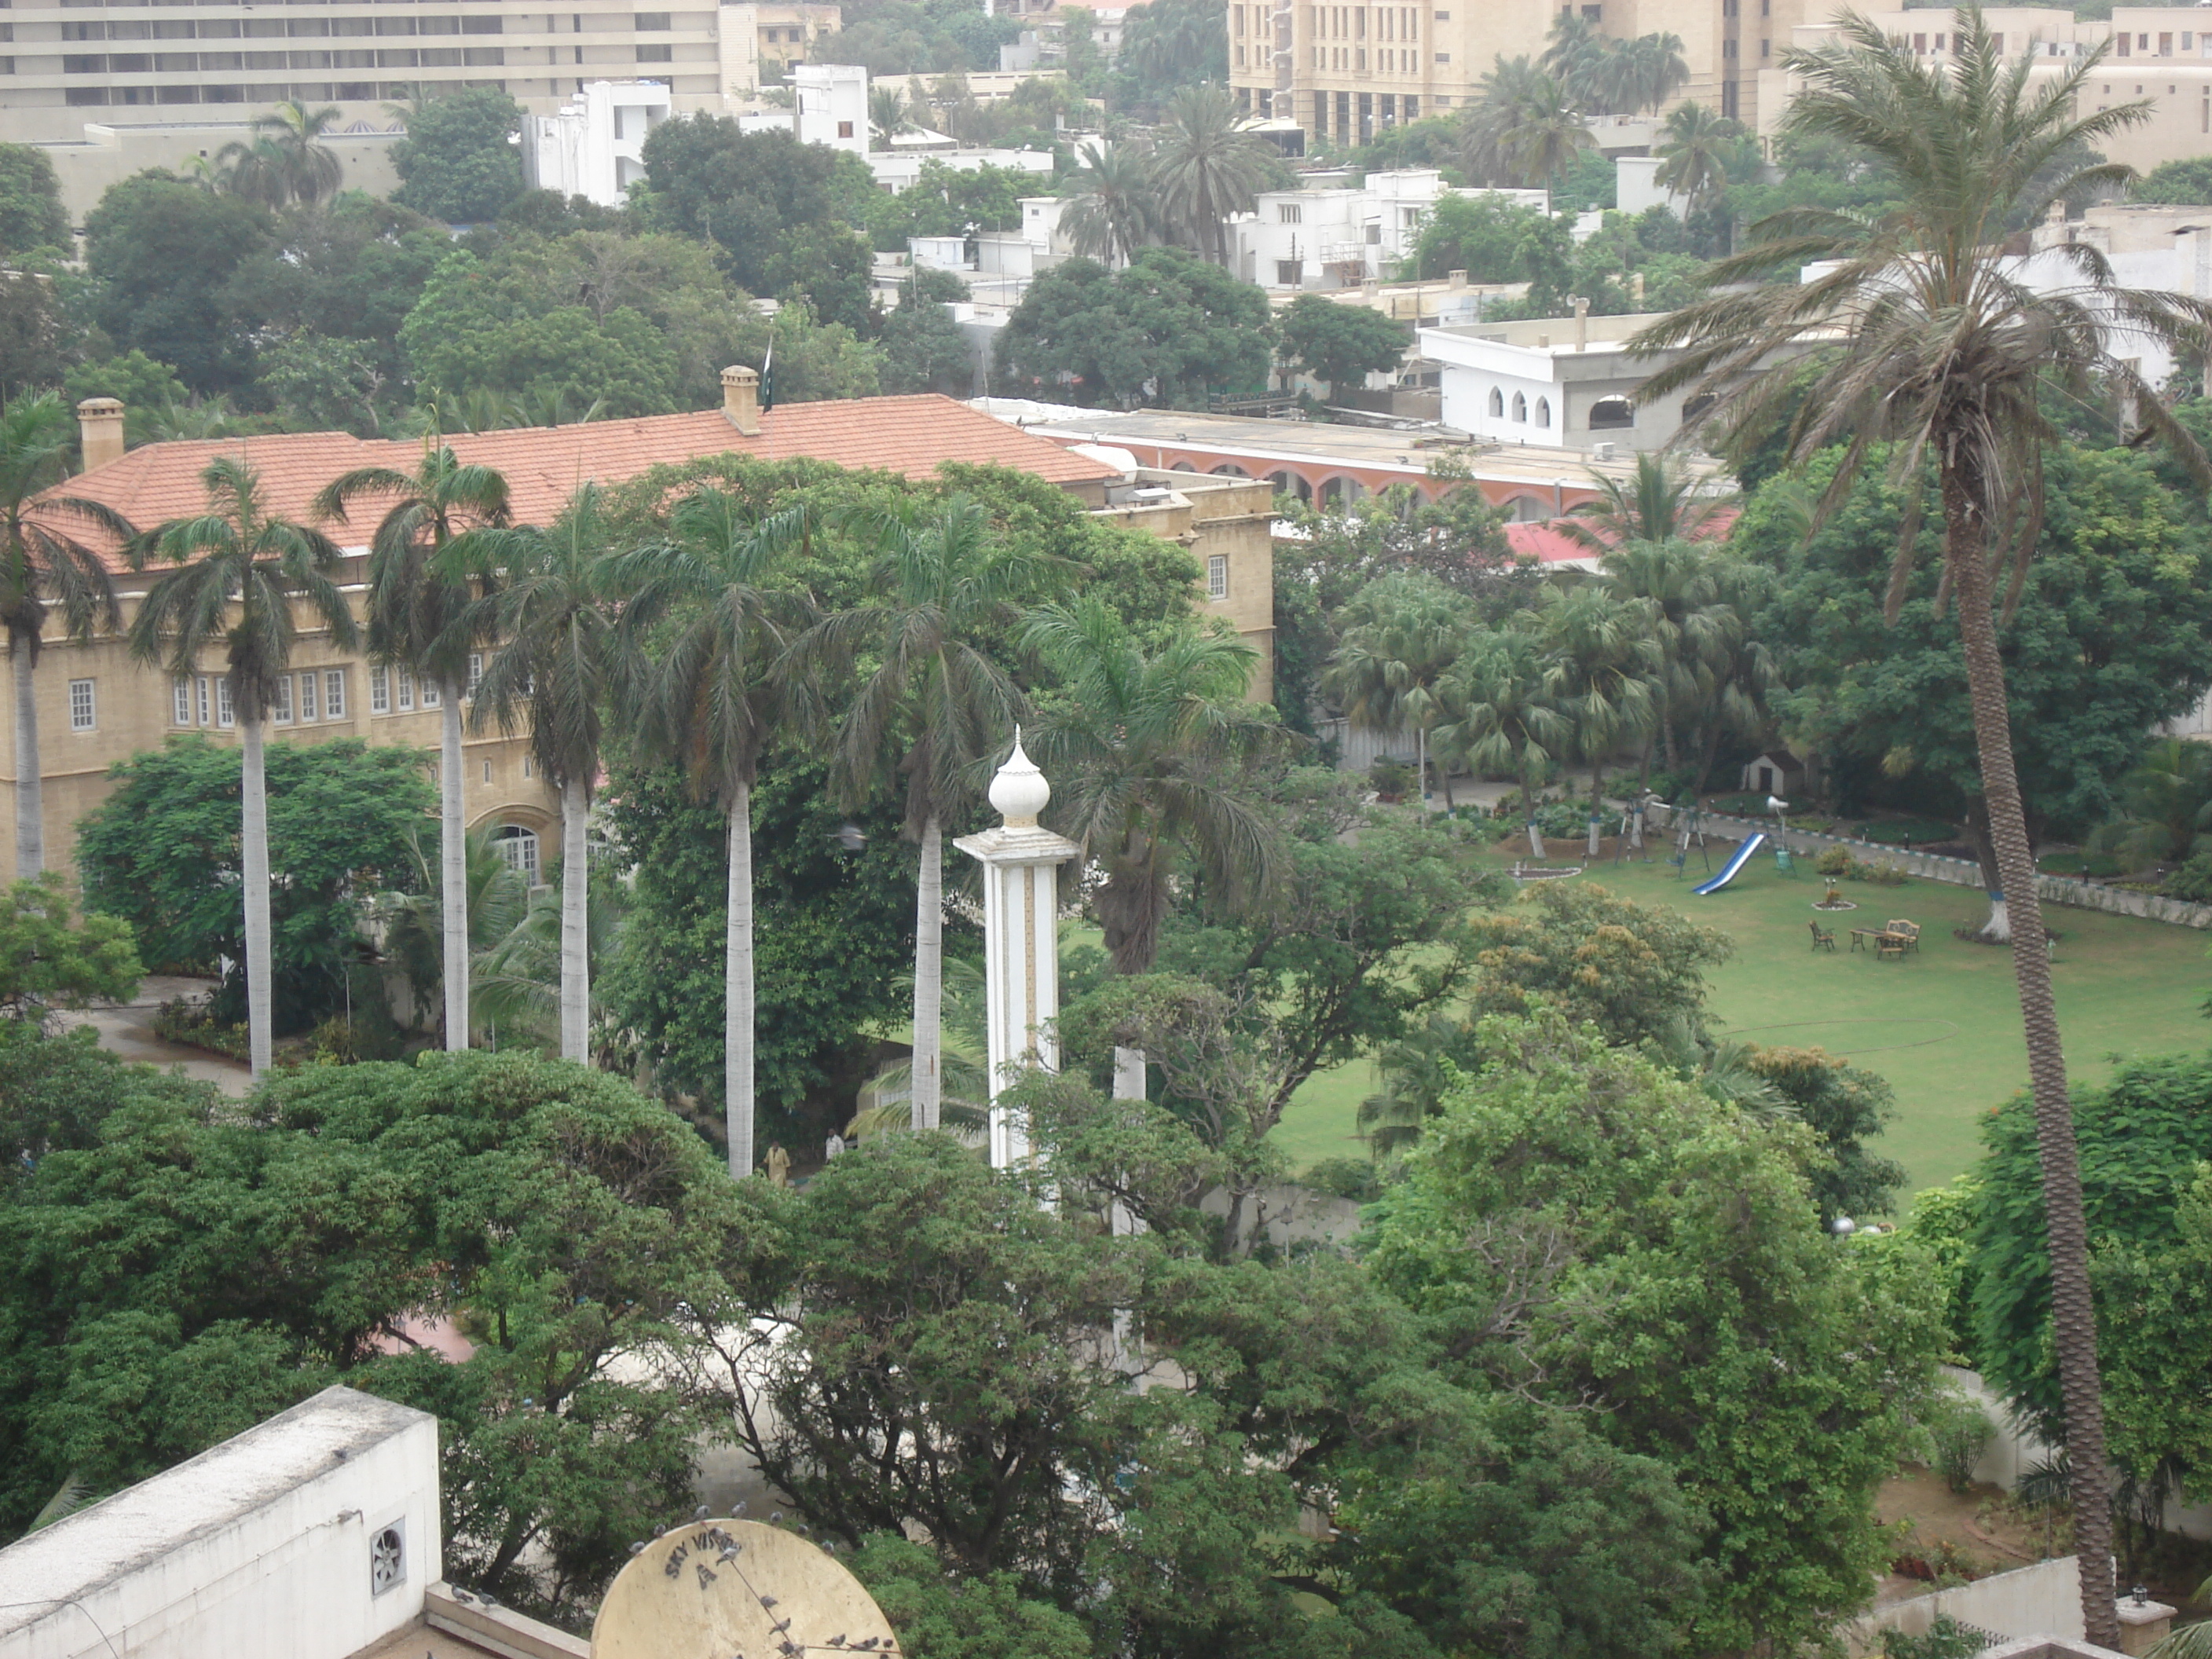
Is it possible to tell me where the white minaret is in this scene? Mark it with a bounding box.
[954,731,1081,1170]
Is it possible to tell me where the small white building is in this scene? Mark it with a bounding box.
[868,145,1057,193]
[1423,310,1693,453]
[738,63,871,158]
[523,79,672,207]
[1233,172,1547,291]
[1616,155,1692,218]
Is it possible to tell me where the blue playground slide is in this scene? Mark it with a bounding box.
[1692,831,1767,896]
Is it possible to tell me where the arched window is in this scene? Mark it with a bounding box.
[1488,386,1504,417]
[1511,391,1528,422]
[1535,396,1551,427]
[1505,494,1547,522]
[1269,469,1313,503]
[1588,397,1635,430]
[493,825,542,886]
[1170,460,1198,471]
[1209,463,1251,477]
[1319,475,1364,506]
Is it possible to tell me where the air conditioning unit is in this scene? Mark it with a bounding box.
[1593,441,1617,461]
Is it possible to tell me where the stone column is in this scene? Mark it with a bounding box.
[955,734,1081,1170]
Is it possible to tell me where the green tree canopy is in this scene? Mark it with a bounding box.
[75,736,431,1032]
[82,174,276,392]
[994,247,1274,408]
[0,873,141,1027]
[0,145,71,258]
[2132,154,2212,204]
[391,87,526,223]
[1366,1014,1945,1654]
[1276,294,1408,397]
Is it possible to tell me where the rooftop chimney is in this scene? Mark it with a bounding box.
[721,364,761,437]
[78,397,124,471]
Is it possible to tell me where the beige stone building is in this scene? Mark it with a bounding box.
[1230,0,1811,145]
[4,381,1276,885]
[717,1,843,93]
[1776,6,2212,174]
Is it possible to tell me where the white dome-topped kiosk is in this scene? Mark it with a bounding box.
[956,732,1082,1170]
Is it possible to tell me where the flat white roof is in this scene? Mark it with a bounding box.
[0,1386,432,1632]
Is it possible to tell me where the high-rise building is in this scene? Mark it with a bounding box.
[1229,0,1811,148]
[0,0,735,146]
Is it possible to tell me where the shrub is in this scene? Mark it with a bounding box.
[1815,845,1856,878]
[1302,1155,1382,1202]
[1924,1390,1994,1493]
[1862,859,1910,887]
[2164,847,2212,903]
[1533,796,1602,839]
[1882,1616,1988,1659]
[1369,756,1415,797]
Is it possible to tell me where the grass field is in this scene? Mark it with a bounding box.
[1269,843,2212,1198]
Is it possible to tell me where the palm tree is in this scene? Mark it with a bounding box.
[127,457,357,1076]
[1503,75,1597,213]
[869,85,914,150]
[1596,538,1731,775]
[1433,628,1572,857]
[0,394,134,879]
[1460,57,1551,186]
[1148,86,1274,265]
[1320,572,1470,807]
[1562,452,1735,551]
[1654,101,1739,207]
[606,486,811,1177]
[1688,555,1779,795]
[1624,31,1690,114]
[373,822,529,1035]
[313,443,512,1053]
[1021,599,1283,981]
[1541,11,1613,110]
[797,496,1056,1130]
[1529,582,1658,804]
[254,100,346,210]
[1060,141,1162,267]
[458,484,625,1064]
[2090,737,2212,869]
[1631,13,2212,1640]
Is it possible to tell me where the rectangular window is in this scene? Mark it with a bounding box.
[467,652,483,696]
[369,665,390,714]
[215,678,234,728]
[2160,31,2173,55]
[635,42,672,60]
[634,9,669,26]
[1207,555,1229,599]
[837,118,855,136]
[1434,50,1448,60]
[324,669,346,720]
[421,678,441,709]
[522,755,533,778]
[1276,258,1302,285]
[1760,36,1768,55]
[273,673,294,723]
[174,677,192,727]
[482,760,492,784]
[196,676,211,727]
[298,669,317,723]
[1278,202,1302,222]
[2118,34,2131,55]
[68,678,94,731]
[397,668,415,712]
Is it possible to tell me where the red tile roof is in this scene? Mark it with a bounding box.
[1503,505,1741,566]
[58,394,1121,569]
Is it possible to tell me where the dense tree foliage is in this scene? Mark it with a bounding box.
[0,145,70,258]
[0,873,141,1027]
[391,88,526,223]
[994,247,1273,408]
[75,737,431,1032]
[1368,1016,1946,1655]
[1276,294,1408,397]
[1737,445,2212,852]
[82,174,276,392]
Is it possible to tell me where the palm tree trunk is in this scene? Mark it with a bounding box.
[1522,761,1544,858]
[440,683,468,1049]
[10,643,40,878]
[1417,726,1428,808]
[911,813,943,1130]
[240,713,273,1078]
[558,774,589,1065]
[725,782,756,1178]
[1944,473,2117,1650]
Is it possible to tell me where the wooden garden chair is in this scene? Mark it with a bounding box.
[1876,931,1908,961]
[1885,919,1921,954]
[1808,921,1837,953]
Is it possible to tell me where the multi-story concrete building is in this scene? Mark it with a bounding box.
[1229,0,1815,146]
[5,379,1275,884]
[0,0,793,149]
[1777,6,2212,174]
[720,0,842,91]
[1231,167,1547,289]
[522,75,671,204]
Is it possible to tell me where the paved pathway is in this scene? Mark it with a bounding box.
[55,973,253,1098]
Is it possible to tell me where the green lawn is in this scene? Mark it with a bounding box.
[1271,846,2212,1198]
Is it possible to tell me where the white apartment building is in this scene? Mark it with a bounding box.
[522,76,670,205]
[0,0,733,146]
[735,59,866,155]
[1232,169,1546,291]
[867,142,1057,192]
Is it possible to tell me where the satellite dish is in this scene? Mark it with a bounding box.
[590,1518,900,1658]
